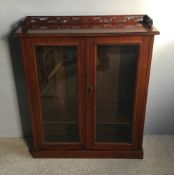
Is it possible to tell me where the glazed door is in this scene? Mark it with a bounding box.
[86,37,147,150]
[24,37,86,149]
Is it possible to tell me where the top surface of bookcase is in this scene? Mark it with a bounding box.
[15,15,159,37]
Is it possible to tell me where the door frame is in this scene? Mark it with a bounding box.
[21,36,86,150]
[86,36,152,150]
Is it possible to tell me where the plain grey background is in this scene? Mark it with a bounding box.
[0,0,174,137]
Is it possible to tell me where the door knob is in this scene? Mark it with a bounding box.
[88,86,94,95]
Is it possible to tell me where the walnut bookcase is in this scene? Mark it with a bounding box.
[15,15,159,158]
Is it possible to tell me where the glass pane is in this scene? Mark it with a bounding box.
[96,45,139,143]
[35,46,79,143]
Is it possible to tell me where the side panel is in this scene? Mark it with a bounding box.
[21,37,43,149]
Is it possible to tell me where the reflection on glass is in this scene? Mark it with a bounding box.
[96,45,139,143]
[35,46,79,143]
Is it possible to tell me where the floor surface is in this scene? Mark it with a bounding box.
[0,135,174,175]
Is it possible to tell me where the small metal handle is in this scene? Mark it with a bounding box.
[88,86,94,95]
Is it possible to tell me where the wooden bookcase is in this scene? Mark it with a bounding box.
[15,15,159,158]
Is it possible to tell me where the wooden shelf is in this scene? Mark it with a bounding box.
[97,122,131,125]
[45,135,79,142]
[44,121,77,125]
